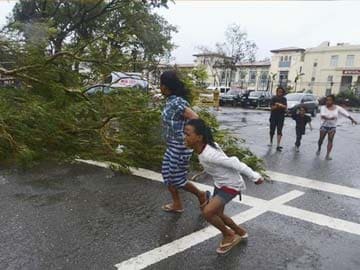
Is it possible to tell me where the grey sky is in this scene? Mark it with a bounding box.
[1,1,360,64]
[156,1,360,63]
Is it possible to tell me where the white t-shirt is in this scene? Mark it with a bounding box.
[198,143,261,191]
[320,105,350,127]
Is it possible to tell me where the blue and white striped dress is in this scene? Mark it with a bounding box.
[161,95,193,188]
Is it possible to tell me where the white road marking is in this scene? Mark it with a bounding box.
[114,207,267,270]
[114,191,304,270]
[267,170,360,199]
[75,160,360,268]
[76,159,360,200]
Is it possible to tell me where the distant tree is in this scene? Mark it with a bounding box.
[197,24,257,87]
[216,23,257,86]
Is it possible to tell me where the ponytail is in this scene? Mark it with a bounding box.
[186,119,217,149]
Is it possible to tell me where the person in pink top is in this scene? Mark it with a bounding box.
[317,95,357,160]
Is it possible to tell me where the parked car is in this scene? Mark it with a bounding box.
[286,93,319,117]
[242,91,272,108]
[105,72,148,91]
[220,89,243,106]
[84,84,119,95]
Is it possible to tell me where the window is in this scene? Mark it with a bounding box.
[311,77,315,82]
[302,96,312,102]
[327,75,333,82]
[299,66,302,73]
[301,53,305,62]
[330,55,339,67]
[289,56,292,61]
[346,55,355,67]
[280,56,284,61]
[313,62,318,67]
[249,70,257,83]
[284,56,288,61]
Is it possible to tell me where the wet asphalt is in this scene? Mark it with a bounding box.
[0,108,359,270]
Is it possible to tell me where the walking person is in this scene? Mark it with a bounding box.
[291,106,313,152]
[213,88,220,111]
[160,71,210,213]
[269,87,288,151]
[184,119,264,254]
[317,94,357,160]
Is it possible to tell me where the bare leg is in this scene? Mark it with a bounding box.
[167,185,183,210]
[317,130,327,154]
[202,197,235,245]
[277,134,282,147]
[326,131,336,160]
[218,205,247,237]
[183,182,207,206]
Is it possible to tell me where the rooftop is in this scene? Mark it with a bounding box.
[306,42,360,53]
[237,61,271,67]
[270,47,306,53]
[193,53,233,60]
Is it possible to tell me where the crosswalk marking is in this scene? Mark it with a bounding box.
[75,160,360,269]
[267,170,360,199]
[114,191,304,270]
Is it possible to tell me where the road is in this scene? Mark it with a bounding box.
[0,108,359,270]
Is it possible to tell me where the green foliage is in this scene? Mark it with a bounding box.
[0,87,163,170]
[1,0,176,86]
[0,86,265,176]
[336,89,360,107]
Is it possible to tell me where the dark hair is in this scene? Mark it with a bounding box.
[160,70,188,98]
[326,94,336,102]
[276,86,286,95]
[299,105,307,112]
[186,119,217,149]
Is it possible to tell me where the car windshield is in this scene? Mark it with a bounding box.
[286,94,303,101]
[250,92,265,97]
[227,90,239,95]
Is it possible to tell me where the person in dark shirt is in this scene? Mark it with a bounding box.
[291,106,312,152]
[269,87,287,151]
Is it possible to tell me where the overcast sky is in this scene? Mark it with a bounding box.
[1,1,360,64]
[156,1,360,63]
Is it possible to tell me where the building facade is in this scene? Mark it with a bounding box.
[270,42,360,96]
[193,53,270,91]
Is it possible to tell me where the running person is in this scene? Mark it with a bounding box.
[184,119,263,254]
[317,94,357,160]
[291,106,312,152]
[269,87,287,151]
[160,71,210,213]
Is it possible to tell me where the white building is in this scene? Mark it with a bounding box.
[270,42,360,96]
[234,61,271,91]
[193,53,234,87]
[193,53,270,90]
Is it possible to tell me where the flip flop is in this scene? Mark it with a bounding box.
[161,204,184,213]
[216,235,242,254]
[199,191,211,209]
[238,232,248,240]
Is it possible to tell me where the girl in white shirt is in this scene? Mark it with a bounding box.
[317,95,357,160]
[184,119,263,254]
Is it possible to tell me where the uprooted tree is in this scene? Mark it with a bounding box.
[0,0,266,175]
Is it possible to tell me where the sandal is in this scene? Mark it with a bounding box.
[216,235,242,254]
[199,191,211,209]
[161,204,184,213]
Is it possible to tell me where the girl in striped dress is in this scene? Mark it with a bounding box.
[160,71,210,213]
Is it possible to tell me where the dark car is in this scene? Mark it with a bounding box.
[286,93,319,117]
[220,89,243,106]
[242,91,272,108]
